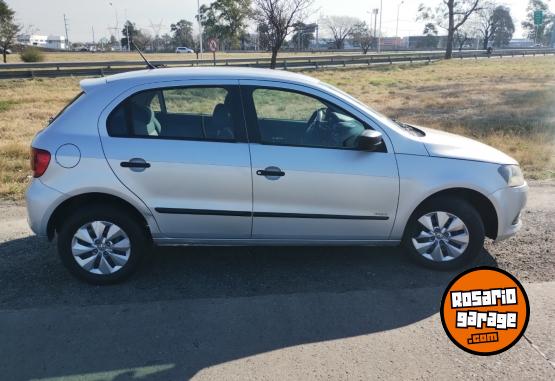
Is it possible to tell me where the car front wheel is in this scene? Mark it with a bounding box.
[403,197,485,270]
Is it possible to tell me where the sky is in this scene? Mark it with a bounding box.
[8,0,553,43]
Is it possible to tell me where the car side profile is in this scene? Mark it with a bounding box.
[26,67,528,284]
[175,47,194,53]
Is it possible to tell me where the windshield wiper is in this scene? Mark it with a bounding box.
[392,119,425,136]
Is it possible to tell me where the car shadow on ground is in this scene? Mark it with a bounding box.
[0,236,498,380]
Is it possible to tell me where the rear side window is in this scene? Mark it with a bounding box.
[107,86,241,141]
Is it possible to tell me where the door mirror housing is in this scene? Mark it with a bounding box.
[357,130,383,151]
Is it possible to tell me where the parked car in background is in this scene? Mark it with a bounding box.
[0,47,12,54]
[175,46,194,53]
[26,67,528,284]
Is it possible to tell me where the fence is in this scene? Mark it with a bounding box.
[0,49,553,79]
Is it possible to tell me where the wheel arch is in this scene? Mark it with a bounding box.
[404,187,498,240]
[47,192,153,241]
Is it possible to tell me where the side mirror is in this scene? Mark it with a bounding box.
[357,130,383,151]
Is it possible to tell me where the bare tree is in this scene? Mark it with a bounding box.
[476,1,495,49]
[322,15,359,49]
[351,22,374,54]
[418,0,481,59]
[253,0,314,69]
[478,3,515,49]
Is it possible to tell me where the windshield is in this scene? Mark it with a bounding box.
[318,81,412,134]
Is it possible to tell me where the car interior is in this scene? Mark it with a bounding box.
[107,88,236,140]
[107,86,367,149]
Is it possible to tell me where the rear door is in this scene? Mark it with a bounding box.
[241,81,399,241]
[99,80,253,240]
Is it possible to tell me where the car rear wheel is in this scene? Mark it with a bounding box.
[57,205,148,284]
[403,197,485,270]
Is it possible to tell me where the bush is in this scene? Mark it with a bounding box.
[20,47,45,63]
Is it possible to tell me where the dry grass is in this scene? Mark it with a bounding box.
[0,56,553,200]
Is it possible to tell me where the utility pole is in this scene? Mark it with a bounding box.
[378,0,383,53]
[396,0,404,49]
[372,9,378,50]
[63,14,70,50]
[197,0,203,58]
[92,26,95,45]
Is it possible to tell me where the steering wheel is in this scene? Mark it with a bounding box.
[305,107,328,137]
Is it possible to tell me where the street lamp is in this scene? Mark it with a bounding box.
[197,0,203,57]
[396,1,404,49]
[378,0,383,53]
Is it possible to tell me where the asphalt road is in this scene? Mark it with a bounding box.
[0,181,553,380]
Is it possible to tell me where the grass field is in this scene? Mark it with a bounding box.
[0,56,553,200]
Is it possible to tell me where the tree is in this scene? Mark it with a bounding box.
[0,0,21,63]
[253,0,314,69]
[121,20,140,50]
[256,22,271,51]
[491,6,514,47]
[454,28,470,51]
[419,22,439,49]
[199,0,251,50]
[351,22,374,54]
[477,3,514,49]
[522,0,554,45]
[418,0,481,59]
[134,30,152,51]
[170,19,194,48]
[322,15,359,49]
[291,22,315,50]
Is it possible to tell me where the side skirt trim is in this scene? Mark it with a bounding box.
[155,208,389,221]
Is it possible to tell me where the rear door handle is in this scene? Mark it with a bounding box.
[256,166,285,178]
[120,158,150,171]
[121,161,150,168]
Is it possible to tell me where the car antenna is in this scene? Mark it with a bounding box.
[132,42,158,69]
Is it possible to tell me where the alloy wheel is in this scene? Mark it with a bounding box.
[411,211,470,262]
[71,221,131,275]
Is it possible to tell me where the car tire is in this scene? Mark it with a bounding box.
[402,197,485,270]
[57,204,149,284]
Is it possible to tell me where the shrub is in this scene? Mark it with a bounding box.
[20,47,45,63]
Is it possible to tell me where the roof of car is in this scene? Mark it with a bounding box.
[80,67,320,93]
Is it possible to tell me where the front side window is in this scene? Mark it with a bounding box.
[251,88,366,149]
[107,86,238,141]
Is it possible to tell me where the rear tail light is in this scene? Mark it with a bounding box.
[30,147,51,178]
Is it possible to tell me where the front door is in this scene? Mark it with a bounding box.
[99,81,252,239]
[241,82,399,241]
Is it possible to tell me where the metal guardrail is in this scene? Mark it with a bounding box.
[0,49,553,79]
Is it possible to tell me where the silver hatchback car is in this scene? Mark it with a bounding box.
[27,67,527,284]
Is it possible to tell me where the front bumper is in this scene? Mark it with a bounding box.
[490,183,528,241]
[25,179,65,237]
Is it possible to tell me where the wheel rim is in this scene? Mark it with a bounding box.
[71,221,131,275]
[411,211,470,262]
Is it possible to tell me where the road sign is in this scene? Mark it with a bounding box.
[208,38,218,52]
[534,10,543,26]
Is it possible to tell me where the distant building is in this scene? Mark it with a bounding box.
[407,35,448,49]
[507,38,534,48]
[17,34,67,50]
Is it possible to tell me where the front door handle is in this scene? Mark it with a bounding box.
[256,166,285,178]
[120,158,150,171]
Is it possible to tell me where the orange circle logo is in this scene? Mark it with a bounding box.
[440,267,529,355]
